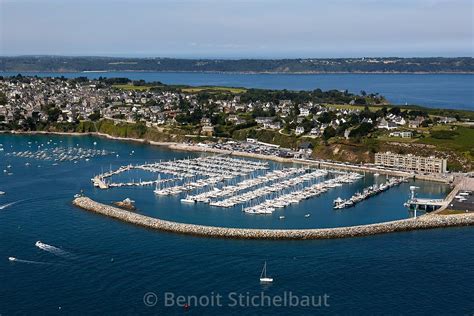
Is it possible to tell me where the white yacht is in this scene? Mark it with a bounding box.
[180,196,196,204]
[259,261,273,283]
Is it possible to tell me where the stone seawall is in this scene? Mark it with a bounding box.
[73,197,474,240]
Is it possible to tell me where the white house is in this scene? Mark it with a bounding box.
[295,126,305,135]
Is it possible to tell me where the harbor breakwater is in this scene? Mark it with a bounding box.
[73,197,474,240]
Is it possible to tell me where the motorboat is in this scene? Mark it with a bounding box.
[180,196,196,204]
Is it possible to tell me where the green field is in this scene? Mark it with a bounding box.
[418,125,474,152]
[180,86,247,94]
[112,84,156,91]
[323,103,388,111]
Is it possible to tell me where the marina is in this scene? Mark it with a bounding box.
[0,133,453,229]
[86,153,414,216]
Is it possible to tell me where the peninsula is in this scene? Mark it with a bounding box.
[1,56,473,73]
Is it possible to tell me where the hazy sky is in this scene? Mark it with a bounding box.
[1,0,473,58]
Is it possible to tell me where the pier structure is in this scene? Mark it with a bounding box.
[91,155,269,190]
[334,177,406,209]
[405,198,445,212]
[404,185,446,212]
[406,177,474,213]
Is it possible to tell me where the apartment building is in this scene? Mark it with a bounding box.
[374,152,447,174]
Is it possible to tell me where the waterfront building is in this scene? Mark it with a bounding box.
[375,152,447,174]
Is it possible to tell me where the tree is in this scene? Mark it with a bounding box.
[47,107,61,123]
[88,110,101,121]
[317,111,333,124]
[323,126,336,140]
[349,122,374,138]
[388,107,401,116]
[0,91,7,105]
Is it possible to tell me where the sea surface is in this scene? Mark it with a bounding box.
[1,71,473,110]
[1,134,473,314]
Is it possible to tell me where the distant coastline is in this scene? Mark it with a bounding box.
[2,70,474,75]
[2,56,472,74]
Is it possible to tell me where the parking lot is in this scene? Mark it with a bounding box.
[447,191,474,212]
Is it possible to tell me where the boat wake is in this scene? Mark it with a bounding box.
[0,201,17,210]
[8,256,55,265]
[35,241,72,258]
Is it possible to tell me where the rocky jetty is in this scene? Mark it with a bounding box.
[73,197,474,240]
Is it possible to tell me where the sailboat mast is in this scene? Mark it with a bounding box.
[261,261,266,278]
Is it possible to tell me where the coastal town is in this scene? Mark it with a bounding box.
[2,0,474,314]
[0,75,472,176]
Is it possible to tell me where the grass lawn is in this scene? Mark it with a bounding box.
[180,86,247,94]
[377,135,417,143]
[417,125,474,153]
[112,84,157,91]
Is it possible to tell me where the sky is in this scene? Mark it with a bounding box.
[0,0,473,58]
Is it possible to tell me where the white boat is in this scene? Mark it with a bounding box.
[259,261,273,283]
[0,191,5,195]
[304,213,311,218]
[8,257,16,261]
[279,216,285,220]
[180,196,195,204]
[73,194,81,198]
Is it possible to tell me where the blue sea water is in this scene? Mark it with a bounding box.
[0,134,473,315]
[1,71,473,110]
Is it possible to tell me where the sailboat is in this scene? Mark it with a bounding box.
[260,261,273,283]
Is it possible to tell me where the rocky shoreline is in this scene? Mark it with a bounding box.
[73,197,474,240]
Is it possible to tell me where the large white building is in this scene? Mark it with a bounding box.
[374,152,447,174]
